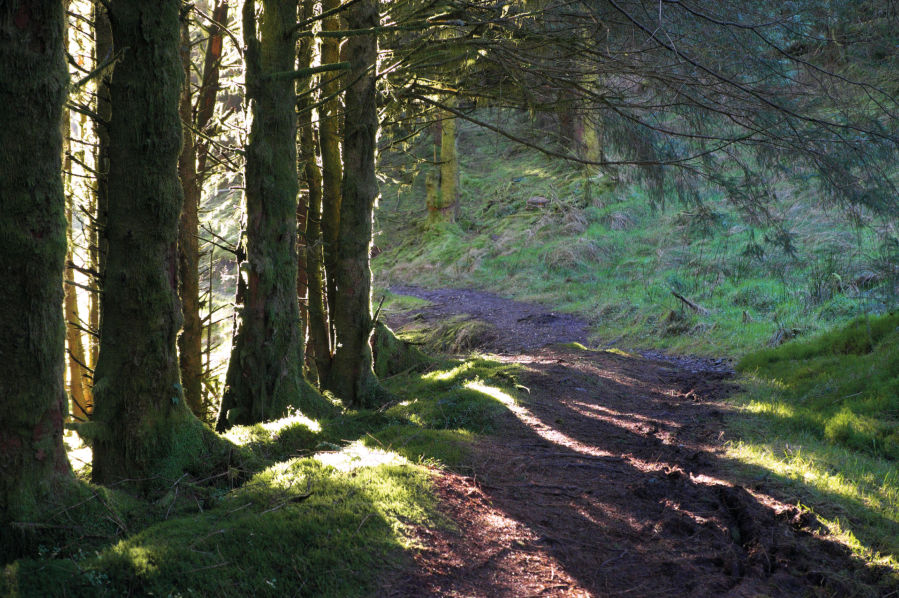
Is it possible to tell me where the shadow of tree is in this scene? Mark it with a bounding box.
[387,345,897,597]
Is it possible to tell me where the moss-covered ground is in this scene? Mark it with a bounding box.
[1,335,524,597]
[726,313,899,565]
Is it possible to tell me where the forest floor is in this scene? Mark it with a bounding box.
[380,287,891,598]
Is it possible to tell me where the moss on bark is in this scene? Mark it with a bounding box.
[89,0,217,487]
[371,322,432,379]
[177,15,204,420]
[319,0,343,352]
[216,0,333,431]
[296,8,331,385]
[323,0,387,408]
[427,108,459,225]
[0,0,73,557]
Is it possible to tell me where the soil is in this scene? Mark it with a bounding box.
[382,287,891,597]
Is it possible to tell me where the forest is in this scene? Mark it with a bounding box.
[2,0,899,596]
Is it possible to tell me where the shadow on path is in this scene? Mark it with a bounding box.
[383,288,893,597]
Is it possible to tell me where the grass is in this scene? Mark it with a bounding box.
[373,113,896,358]
[736,313,899,460]
[1,356,524,597]
[720,313,899,564]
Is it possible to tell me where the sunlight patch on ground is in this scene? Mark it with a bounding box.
[314,440,409,472]
[727,437,899,564]
[425,362,474,381]
[261,412,321,434]
[567,401,679,428]
[223,410,322,446]
[464,380,620,459]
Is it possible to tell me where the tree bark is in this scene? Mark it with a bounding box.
[64,153,92,421]
[90,0,113,371]
[0,0,72,537]
[427,108,459,224]
[177,15,204,419]
[319,0,343,353]
[296,0,326,385]
[323,0,385,407]
[216,0,332,431]
[195,1,229,179]
[305,152,331,383]
[90,0,211,486]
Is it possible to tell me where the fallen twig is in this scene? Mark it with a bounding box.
[671,291,710,315]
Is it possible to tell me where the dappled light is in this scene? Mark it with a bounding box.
[314,441,409,472]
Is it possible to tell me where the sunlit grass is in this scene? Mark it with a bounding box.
[727,406,899,566]
[724,316,899,569]
[373,115,891,359]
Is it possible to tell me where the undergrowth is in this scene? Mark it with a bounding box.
[1,357,523,597]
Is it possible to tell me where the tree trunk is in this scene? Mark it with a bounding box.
[177,16,204,419]
[296,1,326,385]
[64,153,92,421]
[0,0,72,536]
[305,153,331,384]
[195,1,229,179]
[216,0,332,431]
[90,0,113,371]
[319,0,343,353]
[440,110,460,216]
[427,108,459,224]
[323,0,385,407]
[90,0,211,486]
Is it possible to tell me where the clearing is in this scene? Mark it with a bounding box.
[381,286,892,597]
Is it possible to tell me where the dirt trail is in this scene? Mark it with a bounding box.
[383,288,883,598]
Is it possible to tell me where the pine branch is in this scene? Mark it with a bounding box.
[268,62,352,81]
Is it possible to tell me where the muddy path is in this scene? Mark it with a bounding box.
[382,287,887,597]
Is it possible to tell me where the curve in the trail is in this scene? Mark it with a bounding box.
[389,285,733,374]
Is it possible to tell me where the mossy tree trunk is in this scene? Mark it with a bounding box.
[90,0,210,486]
[296,2,329,385]
[178,1,228,421]
[305,155,331,383]
[177,15,204,419]
[319,0,343,352]
[295,0,311,348]
[89,0,113,371]
[323,0,384,407]
[427,107,459,224]
[0,0,72,530]
[216,0,332,431]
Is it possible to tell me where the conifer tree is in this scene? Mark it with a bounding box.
[216,0,333,430]
[178,1,229,420]
[323,0,385,406]
[89,0,213,485]
[0,0,73,541]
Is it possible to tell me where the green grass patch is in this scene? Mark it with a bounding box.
[723,312,899,567]
[736,313,899,458]
[374,112,896,358]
